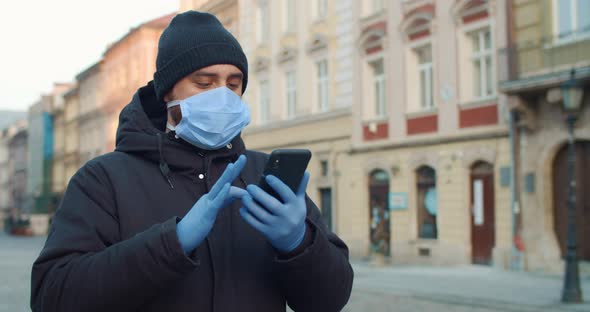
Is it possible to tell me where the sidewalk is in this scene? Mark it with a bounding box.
[349,261,590,312]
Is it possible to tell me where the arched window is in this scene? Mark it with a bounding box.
[369,169,391,256]
[416,166,437,239]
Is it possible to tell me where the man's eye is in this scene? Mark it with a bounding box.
[228,84,240,89]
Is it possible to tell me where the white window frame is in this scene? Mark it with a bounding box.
[285,70,297,119]
[414,44,434,110]
[283,0,296,34]
[370,58,386,118]
[256,1,270,45]
[316,59,329,112]
[259,79,270,124]
[470,27,495,100]
[552,0,590,42]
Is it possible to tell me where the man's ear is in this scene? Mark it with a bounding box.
[163,90,174,103]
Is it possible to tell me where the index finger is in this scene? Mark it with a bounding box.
[210,154,247,197]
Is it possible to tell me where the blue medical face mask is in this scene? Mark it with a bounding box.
[166,86,251,150]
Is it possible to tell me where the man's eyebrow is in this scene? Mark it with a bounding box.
[228,72,244,79]
[191,71,243,79]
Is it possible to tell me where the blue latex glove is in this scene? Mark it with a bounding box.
[240,171,310,253]
[176,154,248,254]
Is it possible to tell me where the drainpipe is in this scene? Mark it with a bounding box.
[509,109,524,270]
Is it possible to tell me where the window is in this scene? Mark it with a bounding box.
[313,0,328,20]
[259,80,270,124]
[471,28,494,99]
[369,169,391,256]
[555,0,590,39]
[256,1,270,45]
[285,70,297,118]
[316,59,329,111]
[283,0,296,33]
[416,166,437,239]
[320,160,329,177]
[416,45,434,109]
[370,59,386,118]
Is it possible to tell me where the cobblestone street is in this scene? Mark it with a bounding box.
[2,233,589,312]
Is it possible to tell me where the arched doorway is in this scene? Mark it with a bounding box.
[369,169,391,256]
[470,161,495,265]
[416,166,437,239]
[553,141,590,261]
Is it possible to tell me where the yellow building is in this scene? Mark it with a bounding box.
[77,62,105,165]
[499,0,590,272]
[63,85,80,184]
[48,83,73,208]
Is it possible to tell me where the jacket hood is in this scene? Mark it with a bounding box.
[114,81,246,181]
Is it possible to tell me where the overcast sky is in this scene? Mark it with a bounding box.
[0,0,179,112]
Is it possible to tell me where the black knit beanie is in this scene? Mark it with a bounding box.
[153,11,248,101]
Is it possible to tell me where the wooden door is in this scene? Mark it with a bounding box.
[471,162,495,265]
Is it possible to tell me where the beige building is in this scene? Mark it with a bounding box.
[500,0,590,272]
[63,85,80,184]
[234,0,356,237]
[102,14,174,152]
[340,0,514,267]
[77,62,105,165]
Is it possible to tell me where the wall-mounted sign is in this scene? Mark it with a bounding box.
[389,192,407,210]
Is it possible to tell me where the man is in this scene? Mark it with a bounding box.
[31,11,353,312]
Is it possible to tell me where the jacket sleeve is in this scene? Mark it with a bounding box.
[30,161,198,312]
[275,195,354,312]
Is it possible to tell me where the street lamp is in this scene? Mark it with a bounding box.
[561,69,584,303]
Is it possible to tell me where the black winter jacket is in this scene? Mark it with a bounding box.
[30,82,353,312]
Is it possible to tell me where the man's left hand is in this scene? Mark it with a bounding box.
[240,172,310,253]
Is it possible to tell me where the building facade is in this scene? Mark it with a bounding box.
[77,62,106,165]
[50,87,66,205]
[340,0,514,267]
[499,0,590,272]
[176,0,520,268]
[233,0,356,238]
[63,85,80,185]
[49,83,74,212]
[101,14,174,152]
[0,120,27,230]
[7,126,28,220]
[26,96,54,214]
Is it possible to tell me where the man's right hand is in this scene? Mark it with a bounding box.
[176,154,247,253]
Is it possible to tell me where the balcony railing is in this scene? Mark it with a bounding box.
[498,32,590,89]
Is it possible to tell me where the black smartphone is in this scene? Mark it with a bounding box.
[258,149,312,201]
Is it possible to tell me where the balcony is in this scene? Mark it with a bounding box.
[499,33,590,94]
